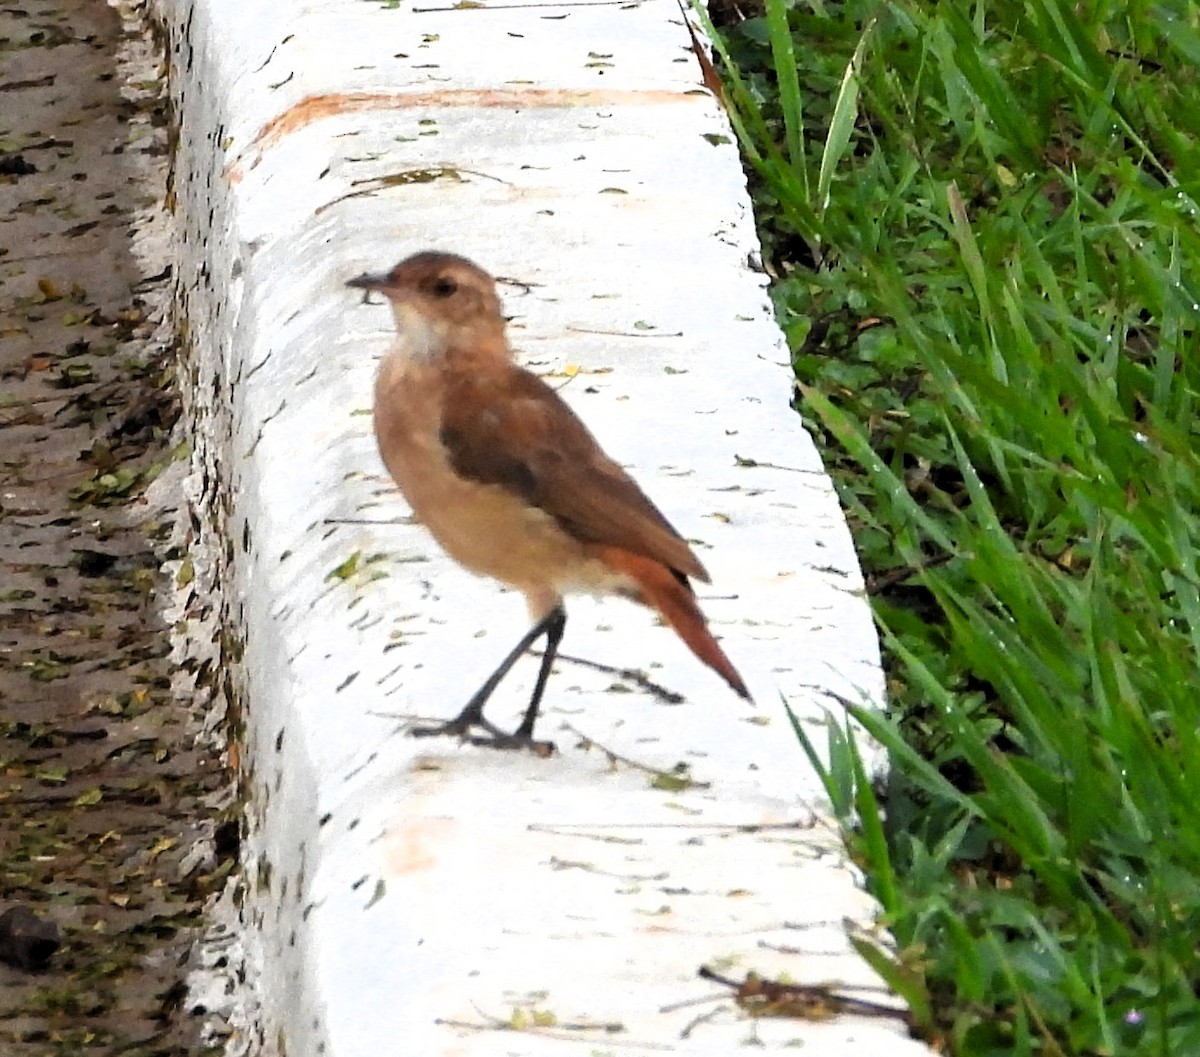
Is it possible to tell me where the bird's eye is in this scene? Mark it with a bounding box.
[430,276,458,298]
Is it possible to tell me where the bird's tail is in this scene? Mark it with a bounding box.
[590,545,751,700]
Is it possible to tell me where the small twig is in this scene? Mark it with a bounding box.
[413,0,633,10]
[697,966,912,1025]
[536,650,684,704]
[348,168,507,189]
[561,722,711,789]
[322,517,413,525]
[659,991,726,1014]
[865,551,956,595]
[547,856,667,883]
[565,324,684,339]
[317,169,508,215]
[495,275,539,295]
[756,939,812,956]
[434,1005,665,1049]
[733,454,820,473]
[529,818,815,833]
[679,1005,725,1039]
[364,709,451,729]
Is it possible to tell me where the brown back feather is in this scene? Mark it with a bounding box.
[439,364,710,583]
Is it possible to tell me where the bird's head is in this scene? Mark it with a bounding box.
[347,251,505,357]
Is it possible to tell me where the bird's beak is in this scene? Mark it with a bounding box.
[346,271,390,291]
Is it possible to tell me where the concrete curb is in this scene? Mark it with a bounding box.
[165,0,932,1053]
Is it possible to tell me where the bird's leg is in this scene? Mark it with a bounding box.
[411,605,566,752]
[511,605,566,742]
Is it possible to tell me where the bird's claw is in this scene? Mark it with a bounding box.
[410,716,555,756]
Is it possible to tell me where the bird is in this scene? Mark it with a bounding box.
[347,251,750,752]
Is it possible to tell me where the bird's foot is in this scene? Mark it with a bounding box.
[471,730,556,757]
[410,715,555,757]
[409,715,483,740]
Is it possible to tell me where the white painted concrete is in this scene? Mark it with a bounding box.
[163,0,930,1053]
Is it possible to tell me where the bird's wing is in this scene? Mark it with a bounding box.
[439,365,710,583]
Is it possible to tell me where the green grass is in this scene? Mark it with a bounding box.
[699,0,1200,1052]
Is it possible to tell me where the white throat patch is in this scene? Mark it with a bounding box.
[390,301,448,364]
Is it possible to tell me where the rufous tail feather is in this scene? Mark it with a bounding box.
[590,546,751,700]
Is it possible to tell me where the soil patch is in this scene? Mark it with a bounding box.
[0,1,228,1053]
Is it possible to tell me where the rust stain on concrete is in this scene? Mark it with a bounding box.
[385,815,457,875]
[226,88,707,179]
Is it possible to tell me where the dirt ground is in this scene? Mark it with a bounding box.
[0,1,229,1053]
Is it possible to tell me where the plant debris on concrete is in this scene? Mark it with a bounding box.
[0,1,230,1053]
